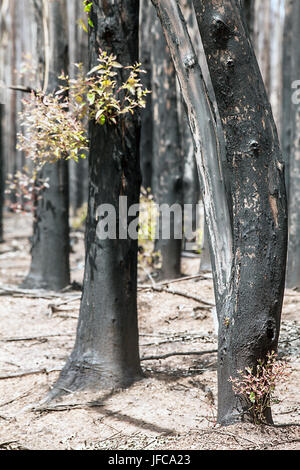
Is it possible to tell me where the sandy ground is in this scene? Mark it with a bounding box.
[0,212,299,451]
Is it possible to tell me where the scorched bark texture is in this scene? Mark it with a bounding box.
[192,0,288,424]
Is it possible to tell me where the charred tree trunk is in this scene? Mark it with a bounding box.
[192,0,288,425]
[285,0,300,288]
[152,14,184,280]
[22,0,70,291]
[48,0,142,396]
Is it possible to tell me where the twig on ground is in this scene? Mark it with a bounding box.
[35,401,104,413]
[48,295,82,310]
[141,349,217,361]
[138,273,208,289]
[0,389,32,408]
[0,367,62,380]
[0,333,74,343]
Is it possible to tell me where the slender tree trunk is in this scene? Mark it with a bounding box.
[22,0,70,291]
[151,15,184,280]
[286,0,300,288]
[179,0,201,253]
[151,13,184,280]
[281,0,293,196]
[242,0,254,40]
[49,0,142,396]
[67,0,89,215]
[253,0,271,97]
[139,0,154,191]
[192,0,288,425]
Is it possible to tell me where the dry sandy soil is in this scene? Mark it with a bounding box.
[0,213,299,451]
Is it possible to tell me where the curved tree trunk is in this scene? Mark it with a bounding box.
[22,0,70,291]
[152,0,287,425]
[49,0,143,396]
[150,0,233,320]
[192,0,288,425]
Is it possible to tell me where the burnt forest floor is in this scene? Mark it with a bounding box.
[0,212,299,451]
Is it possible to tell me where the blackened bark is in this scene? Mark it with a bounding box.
[67,0,89,215]
[139,0,154,191]
[49,0,142,395]
[192,0,288,425]
[22,0,70,291]
[286,0,300,288]
[152,14,183,280]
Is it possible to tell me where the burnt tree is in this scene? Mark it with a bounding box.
[48,0,143,395]
[152,0,288,425]
[193,0,287,425]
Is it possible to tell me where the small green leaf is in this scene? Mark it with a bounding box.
[250,392,256,403]
[87,93,95,105]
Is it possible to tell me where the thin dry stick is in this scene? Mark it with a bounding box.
[0,284,80,300]
[138,273,208,290]
[0,388,33,408]
[48,295,82,309]
[141,349,217,361]
[1,333,74,342]
[35,401,104,413]
[0,367,62,380]
[140,285,214,307]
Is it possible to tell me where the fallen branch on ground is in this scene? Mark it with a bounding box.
[0,333,74,342]
[0,367,62,380]
[34,401,104,413]
[138,284,214,307]
[0,283,81,300]
[141,349,217,361]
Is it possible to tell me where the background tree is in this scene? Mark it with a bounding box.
[151,13,183,280]
[67,0,89,215]
[22,0,70,291]
[282,0,300,288]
